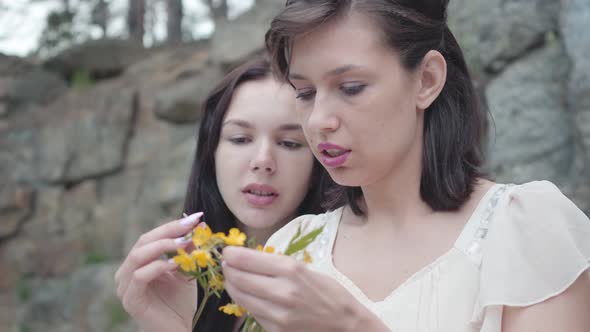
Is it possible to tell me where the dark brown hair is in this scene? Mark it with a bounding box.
[266,0,489,215]
[184,56,337,331]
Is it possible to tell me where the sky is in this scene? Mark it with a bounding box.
[0,0,254,57]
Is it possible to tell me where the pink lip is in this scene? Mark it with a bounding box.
[317,142,351,168]
[241,183,279,207]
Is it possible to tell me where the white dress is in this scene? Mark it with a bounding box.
[265,181,590,331]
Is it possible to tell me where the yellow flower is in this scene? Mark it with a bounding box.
[173,248,197,272]
[209,274,224,291]
[192,224,213,247]
[303,250,313,264]
[219,303,247,317]
[191,249,215,268]
[212,232,226,241]
[222,228,247,246]
[256,245,275,254]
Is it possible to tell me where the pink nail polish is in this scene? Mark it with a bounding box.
[180,212,203,226]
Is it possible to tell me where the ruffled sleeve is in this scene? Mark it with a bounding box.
[473,181,590,330]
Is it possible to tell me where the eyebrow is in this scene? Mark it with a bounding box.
[222,119,302,131]
[289,65,362,81]
[222,119,252,128]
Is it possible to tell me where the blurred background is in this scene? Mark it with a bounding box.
[0,0,589,331]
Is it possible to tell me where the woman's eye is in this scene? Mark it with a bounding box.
[296,88,316,101]
[279,141,302,150]
[228,137,251,145]
[340,83,366,96]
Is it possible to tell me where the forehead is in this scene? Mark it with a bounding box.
[224,77,297,125]
[290,12,393,73]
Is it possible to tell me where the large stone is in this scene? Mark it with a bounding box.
[210,0,284,67]
[0,121,39,184]
[448,0,560,74]
[0,185,34,241]
[36,81,136,183]
[44,38,148,81]
[153,65,223,124]
[486,42,572,185]
[561,0,590,167]
[0,181,126,280]
[20,263,137,332]
[0,291,20,332]
[0,54,67,116]
[123,48,205,167]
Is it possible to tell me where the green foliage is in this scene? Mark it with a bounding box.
[107,298,130,331]
[19,325,31,332]
[84,252,108,265]
[71,70,95,88]
[16,276,30,301]
[36,9,79,58]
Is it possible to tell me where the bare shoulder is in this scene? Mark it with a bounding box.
[502,270,590,332]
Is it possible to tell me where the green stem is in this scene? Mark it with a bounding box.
[192,285,210,329]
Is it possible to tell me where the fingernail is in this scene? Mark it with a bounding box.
[167,258,176,264]
[180,212,203,226]
[175,236,192,244]
[198,222,208,229]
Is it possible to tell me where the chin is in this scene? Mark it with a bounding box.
[238,210,282,228]
[328,168,365,187]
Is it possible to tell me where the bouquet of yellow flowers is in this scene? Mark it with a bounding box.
[171,214,324,332]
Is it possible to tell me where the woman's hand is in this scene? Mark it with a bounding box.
[114,212,203,332]
[221,246,390,332]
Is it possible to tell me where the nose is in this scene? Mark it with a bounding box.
[249,140,276,174]
[306,92,339,135]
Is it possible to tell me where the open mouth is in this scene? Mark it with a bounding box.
[322,149,349,158]
[243,189,277,197]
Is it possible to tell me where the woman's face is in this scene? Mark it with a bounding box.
[288,12,425,187]
[215,77,314,239]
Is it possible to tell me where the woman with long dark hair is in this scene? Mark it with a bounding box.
[114,56,336,332]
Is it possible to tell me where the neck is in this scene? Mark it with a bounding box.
[360,127,432,228]
[237,216,291,245]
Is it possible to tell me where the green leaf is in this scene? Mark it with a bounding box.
[284,225,325,256]
[246,236,258,249]
[287,224,303,248]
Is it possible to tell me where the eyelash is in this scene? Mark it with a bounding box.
[228,137,302,150]
[296,89,315,101]
[228,137,251,145]
[340,84,367,96]
[279,141,302,150]
[295,83,367,101]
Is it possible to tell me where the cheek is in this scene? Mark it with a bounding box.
[281,152,315,196]
[214,145,245,195]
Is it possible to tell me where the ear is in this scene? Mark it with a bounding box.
[416,50,447,111]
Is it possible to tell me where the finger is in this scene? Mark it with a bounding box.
[223,246,300,277]
[117,238,191,297]
[133,212,203,249]
[121,259,179,316]
[223,262,297,307]
[249,317,280,332]
[224,275,289,324]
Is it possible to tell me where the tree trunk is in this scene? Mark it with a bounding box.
[62,0,70,12]
[166,0,183,44]
[207,0,228,21]
[127,0,145,45]
[92,0,109,37]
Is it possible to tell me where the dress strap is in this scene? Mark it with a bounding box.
[456,184,514,265]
